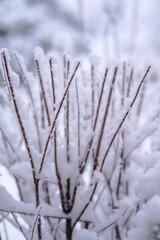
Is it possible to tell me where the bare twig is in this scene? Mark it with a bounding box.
[66,60,70,163]
[72,66,150,229]
[100,66,151,172]
[137,77,147,116]
[75,79,81,164]
[39,62,80,173]
[49,58,56,110]
[93,67,118,172]
[1,52,36,176]
[2,51,42,240]
[80,68,108,173]
[121,62,126,107]
[14,52,42,152]
[72,183,97,229]
[40,92,45,129]
[35,59,51,127]
[91,64,95,127]
[126,67,134,98]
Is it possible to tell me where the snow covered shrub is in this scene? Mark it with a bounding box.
[0,48,151,240]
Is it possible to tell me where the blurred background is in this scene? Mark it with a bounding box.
[0,0,160,66]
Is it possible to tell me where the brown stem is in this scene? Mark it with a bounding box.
[39,62,80,173]
[100,66,151,172]
[75,79,81,165]
[34,179,42,240]
[115,225,121,240]
[2,51,41,240]
[66,218,72,240]
[91,64,95,127]
[72,183,97,229]
[36,59,51,127]
[49,58,56,110]
[66,61,70,163]
[80,68,108,173]
[136,78,147,116]
[1,52,36,179]
[121,62,126,107]
[126,67,134,98]
[93,67,118,172]
[73,66,151,228]
[40,92,45,129]
[14,52,42,152]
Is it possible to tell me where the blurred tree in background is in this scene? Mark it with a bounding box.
[0,0,160,65]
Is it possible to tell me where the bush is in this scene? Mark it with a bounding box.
[0,48,152,240]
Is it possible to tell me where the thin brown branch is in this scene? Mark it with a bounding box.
[115,224,121,240]
[126,67,134,98]
[116,169,122,199]
[93,68,108,132]
[66,60,70,163]
[136,77,147,116]
[39,62,80,173]
[79,68,108,173]
[122,209,134,227]
[1,52,36,176]
[91,64,95,127]
[121,62,126,107]
[75,79,81,164]
[40,92,45,129]
[49,58,56,110]
[93,67,118,172]
[100,66,151,172]
[72,182,97,229]
[2,51,41,240]
[63,55,67,88]
[1,55,11,100]
[14,52,42,152]
[35,59,51,127]
[34,179,42,239]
